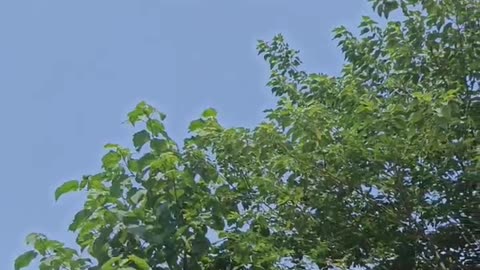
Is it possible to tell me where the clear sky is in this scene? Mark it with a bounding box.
[0,1,374,268]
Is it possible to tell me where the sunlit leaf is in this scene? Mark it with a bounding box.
[102,151,122,169]
[202,108,217,119]
[128,255,151,270]
[14,250,37,270]
[54,180,79,201]
[146,119,165,137]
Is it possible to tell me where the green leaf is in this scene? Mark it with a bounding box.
[101,257,122,270]
[14,250,37,270]
[133,130,151,151]
[102,151,122,169]
[146,119,165,137]
[42,239,64,252]
[202,108,217,118]
[69,209,92,232]
[79,175,89,189]
[157,111,167,121]
[104,143,121,151]
[127,101,155,126]
[137,152,156,171]
[192,236,211,256]
[25,233,44,246]
[54,180,79,201]
[127,110,143,126]
[38,258,54,270]
[128,255,151,270]
[150,138,169,154]
[383,0,399,18]
[210,213,225,230]
[127,225,147,238]
[110,178,123,198]
[130,189,146,204]
[92,227,112,262]
[188,119,206,133]
[127,159,139,173]
[170,187,185,199]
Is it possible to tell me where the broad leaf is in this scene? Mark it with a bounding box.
[54,180,79,201]
[102,151,121,169]
[202,108,217,118]
[128,255,151,270]
[14,250,37,270]
[133,130,151,151]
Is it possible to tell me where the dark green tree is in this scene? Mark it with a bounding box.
[16,0,479,269]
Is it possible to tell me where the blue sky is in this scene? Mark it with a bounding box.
[0,1,374,268]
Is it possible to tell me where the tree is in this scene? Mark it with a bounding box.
[16,0,479,269]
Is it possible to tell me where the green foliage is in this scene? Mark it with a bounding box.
[55,180,79,201]
[16,0,479,269]
[15,251,37,270]
[132,130,151,151]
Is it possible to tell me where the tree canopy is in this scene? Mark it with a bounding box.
[16,0,479,269]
